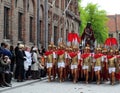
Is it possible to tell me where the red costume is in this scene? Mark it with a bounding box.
[102,54,108,81]
[104,37,118,47]
[115,55,120,80]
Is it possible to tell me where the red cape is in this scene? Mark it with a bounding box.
[57,50,65,56]
[68,33,80,43]
[45,51,53,56]
[104,37,118,46]
[69,52,78,58]
[81,53,90,59]
[107,55,114,59]
[94,53,103,59]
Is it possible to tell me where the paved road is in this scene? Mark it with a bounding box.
[0,79,120,93]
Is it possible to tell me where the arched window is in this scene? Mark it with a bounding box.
[29,0,34,42]
[15,0,17,8]
[40,5,44,44]
[72,23,74,31]
[27,0,29,12]
[4,7,10,39]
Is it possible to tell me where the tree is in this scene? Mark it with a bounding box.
[78,1,108,44]
[78,0,88,35]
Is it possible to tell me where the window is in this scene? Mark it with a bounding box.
[66,29,68,41]
[55,0,59,7]
[29,17,33,42]
[109,33,113,37]
[4,7,10,39]
[61,0,65,10]
[119,33,120,44]
[54,26,58,45]
[48,0,52,3]
[27,0,29,12]
[61,28,64,39]
[40,20,42,43]
[18,12,23,41]
[48,24,51,44]
[15,0,17,8]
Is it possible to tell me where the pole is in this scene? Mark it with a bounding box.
[63,0,73,14]
[44,0,48,49]
[49,0,56,7]
[37,0,40,48]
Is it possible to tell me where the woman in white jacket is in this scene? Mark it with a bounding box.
[31,47,39,79]
[24,46,32,79]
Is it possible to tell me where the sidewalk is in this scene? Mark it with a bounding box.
[0,77,47,92]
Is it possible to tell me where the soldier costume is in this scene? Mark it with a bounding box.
[81,46,91,84]
[57,45,65,82]
[69,46,80,83]
[45,44,56,82]
[93,48,103,84]
[107,49,116,85]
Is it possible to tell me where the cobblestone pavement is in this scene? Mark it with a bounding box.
[0,78,120,93]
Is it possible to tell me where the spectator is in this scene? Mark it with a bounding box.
[14,43,20,79]
[10,45,15,73]
[0,55,12,87]
[15,44,26,82]
[31,47,40,79]
[0,42,12,58]
[24,46,32,80]
[39,46,46,56]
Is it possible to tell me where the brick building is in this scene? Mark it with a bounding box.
[0,0,80,48]
[107,14,120,48]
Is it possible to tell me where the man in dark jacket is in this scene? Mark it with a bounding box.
[15,44,26,82]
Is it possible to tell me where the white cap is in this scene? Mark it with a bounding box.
[19,44,24,48]
[32,47,37,51]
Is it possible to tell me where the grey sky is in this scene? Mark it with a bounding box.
[81,0,120,15]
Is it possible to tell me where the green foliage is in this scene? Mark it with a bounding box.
[78,1,108,43]
[78,1,88,35]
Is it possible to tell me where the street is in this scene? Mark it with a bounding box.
[0,78,120,93]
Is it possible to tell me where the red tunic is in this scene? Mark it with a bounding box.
[102,54,108,80]
[45,50,53,56]
[115,55,120,80]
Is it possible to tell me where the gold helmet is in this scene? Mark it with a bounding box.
[110,49,114,53]
[48,44,53,49]
[85,46,90,50]
[102,48,107,53]
[96,48,102,51]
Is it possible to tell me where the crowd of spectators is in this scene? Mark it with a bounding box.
[0,42,46,88]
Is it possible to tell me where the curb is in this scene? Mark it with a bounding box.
[0,77,47,92]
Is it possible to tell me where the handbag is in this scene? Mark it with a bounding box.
[31,53,35,64]
[0,67,3,73]
[32,60,35,64]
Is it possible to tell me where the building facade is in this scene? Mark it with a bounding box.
[0,0,80,48]
[107,14,120,48]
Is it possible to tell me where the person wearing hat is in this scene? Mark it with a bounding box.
[114,49,120,83]
[102,48,109,81]
[24,46,32,80]
[44,44,56,82]
[57,44,66,83]
[93,48,103,84]
[15,44,26,82]
[81,46,91,84]
[64,46,72,80]
[69,45,80,83]
[107,49,116,85]
[52,45,57,80]
[31,47,40,79]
